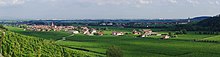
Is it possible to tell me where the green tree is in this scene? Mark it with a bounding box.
[0,25,8,31]
[182,29,187,34]
[168,32,173,37]
[106,45,123,57]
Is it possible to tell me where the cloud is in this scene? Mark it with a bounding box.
[1,0,219,7]
[75,0,153,8]
[78,0,151,5]
[167,0,177,3]
[138,0,152,4]
[186,0,200,5]
[215,1,220,5]
[0,0,59,6]
[0,0,27,6]
[208,0,220,6]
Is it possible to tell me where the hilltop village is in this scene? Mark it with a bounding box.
[25,22,171,39]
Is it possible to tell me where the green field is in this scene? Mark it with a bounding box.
[6,26,71,40]
[6,26,220,57]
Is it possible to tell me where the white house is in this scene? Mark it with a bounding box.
[91,28,97,34]
[161,35,170,39]
[112,32,124,36]
[69,30,79,34]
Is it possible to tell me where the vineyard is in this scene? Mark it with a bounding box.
[4,26,220,57]
[0,31,104,57]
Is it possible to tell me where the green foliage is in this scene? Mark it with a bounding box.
[168,32,173,36]
[198,16,220,28]
[18,25,28,28]
[168,32,177,38]
[0,25,8,31]
[106,45,123,57]
[175,29,187,34]
[0,32,5,49]
[0,31,102,57]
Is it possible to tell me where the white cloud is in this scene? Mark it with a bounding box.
[0,0,27,6]
[76,0,153,8]
[186,0,200,4]
[208,0,220,5]
[1,0,220,7]
[215,1,220,5]
[0,0,58,6]
[138,0,152,4]
[167,0,177,3]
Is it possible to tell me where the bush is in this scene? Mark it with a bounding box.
[0,25,8,31]
[106,45,123,57]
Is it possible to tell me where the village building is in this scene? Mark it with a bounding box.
[141,33,150,37]
[132,29,141,35]
[140,29,161,37]
[68,30,79,34]
[83,29,90,35]
[26,22,76,32]
[96,31,104,36]
[161,35,170,39]
[90,28,97,34]
[112,31,124,36]
[143,29,153,34]
[151,32,161,36]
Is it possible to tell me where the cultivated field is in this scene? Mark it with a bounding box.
[7,26,220,57]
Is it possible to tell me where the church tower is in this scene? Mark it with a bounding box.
[51,22,55,26]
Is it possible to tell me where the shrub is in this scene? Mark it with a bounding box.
[106,45,123,57]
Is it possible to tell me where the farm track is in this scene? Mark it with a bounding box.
[60,45,106,55]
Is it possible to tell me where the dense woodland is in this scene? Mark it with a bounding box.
[173,15,220,31]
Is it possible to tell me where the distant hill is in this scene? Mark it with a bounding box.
[195,15,220,31]
[197,15,220,27]
[173,15,220,31]
[190,16,211,21]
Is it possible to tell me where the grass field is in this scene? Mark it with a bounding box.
[55,34,220,57]
[201,35,220,41]
[6,26,220,57]
[6,26,71,40]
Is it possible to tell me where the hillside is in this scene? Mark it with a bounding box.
[190,16,211,21]
[196,15,220,31]
[174,15,220,31]
[0,31,103,57]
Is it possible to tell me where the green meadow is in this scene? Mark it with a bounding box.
[6,26,71,40]
[6,26,220,57]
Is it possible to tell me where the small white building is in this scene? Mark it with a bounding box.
[91,29,97,34]
[69,30,79,34]
[141,33,151,37]
[161,35,170,39]
[112,32,124,36]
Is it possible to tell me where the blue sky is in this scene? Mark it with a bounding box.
[0,0,220,19]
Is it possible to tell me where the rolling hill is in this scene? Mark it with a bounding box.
[0,30,104,57]
[196,15,220,31]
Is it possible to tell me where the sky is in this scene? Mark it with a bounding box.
[0,0,220,19]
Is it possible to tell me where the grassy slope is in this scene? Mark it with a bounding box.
[0,31,104,57]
